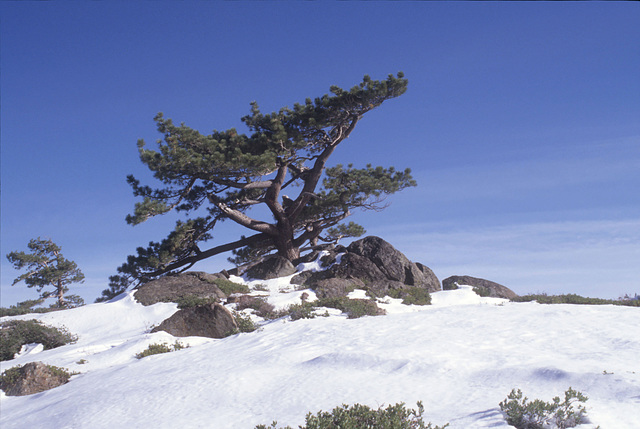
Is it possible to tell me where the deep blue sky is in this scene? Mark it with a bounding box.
[2,2,639,306]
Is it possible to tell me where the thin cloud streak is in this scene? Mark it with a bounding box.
[379,218,640,299]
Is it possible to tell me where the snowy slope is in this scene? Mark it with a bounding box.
[1,276,639,428]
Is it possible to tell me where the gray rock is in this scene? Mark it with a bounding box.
[312,278,363,299]
[415,263,442,292]
[245,255,296,280]
[347,237,440,292]
[0,362,72,396]
[151,303,237,338]
[134,272,227,306]
[330,253,387,283]
[290,271,313,286]
[293,237,441,300]
[442,275,518,299]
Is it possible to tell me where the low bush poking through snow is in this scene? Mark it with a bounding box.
[175,295,219,309]
[235,296,278,319]
[472,286,491,297]
[135,341,187,359]
[316,297,384,319]
[511,293,640,307]
[213,278,250,295]
[230,311,259,334]
[499,387,589,429]
[384,286,432,305]
[285,301,319,321]
[255,401,449,429]
[0,319,77,361]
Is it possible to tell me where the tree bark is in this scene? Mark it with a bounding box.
[57,279,65,307]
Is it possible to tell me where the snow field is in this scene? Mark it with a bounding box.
[1,274,639,428]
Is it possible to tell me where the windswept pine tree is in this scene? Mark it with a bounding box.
[100,73,415,300]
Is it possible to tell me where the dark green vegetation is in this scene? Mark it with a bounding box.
[230,311,260,334]
[512,293,639,307]
[174,295,219,309]
[500,388,589,429]
[471,286,491,297]
[104,73,414,300]
[255,401,448,429]
[237,296,383,322]
[213,278,251,295]
[380,287,432,305]
[315,297,382,319]
[0,299,62,317]
[135,341,187,359]
[0,319,77,361]
[6,238,85,308]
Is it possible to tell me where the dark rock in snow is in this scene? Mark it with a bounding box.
[347,237,441,293]
[442,275,518,299]
[312,278,364,299]
[151,303,237,338]
[415,263,442,292]
[295,236,441,298]
[0,361,72,396]
[245,255,297,280]
[134,272,227,306]
[290,270,316,286]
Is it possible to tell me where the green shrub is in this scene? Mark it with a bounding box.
[175,295,218,309]
[285,301,318,321]
[236,296,277,319]
[230,311,259,334]
[255,401,448,429]
[511,293,640,307]
[136,341,187,359]
[385,287,432,305]
[472,286,491,297]
[316,297,382,319]
[0,319,77,361]
[499,387,589,429]
[213,278,250,295]
[442,282,459,291]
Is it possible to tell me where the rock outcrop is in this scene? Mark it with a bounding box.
[151,303,237,338]
[442,275,517,299]
[291,236,440,298]
[245,255,297,280]
[0,362,72,396]
[134,272,227,306]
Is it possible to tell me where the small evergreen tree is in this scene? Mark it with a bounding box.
[6,238,85,308]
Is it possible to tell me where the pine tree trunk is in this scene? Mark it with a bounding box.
[57,280,65,307]
[273,224,300,261]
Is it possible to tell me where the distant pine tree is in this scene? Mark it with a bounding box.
[6,238,85,308]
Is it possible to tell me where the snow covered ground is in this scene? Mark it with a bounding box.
[1,267,639,428]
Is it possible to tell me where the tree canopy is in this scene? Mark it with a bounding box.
[102,73,415,298]
[6,238,85,308]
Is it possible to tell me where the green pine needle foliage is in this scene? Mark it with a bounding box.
[499,388,589,429]
[255,401,448,429]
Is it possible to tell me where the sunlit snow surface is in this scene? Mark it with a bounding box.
[1,270,639,429]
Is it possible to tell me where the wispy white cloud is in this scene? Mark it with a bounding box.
[377,218,640,299]
[412,135,640,203]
